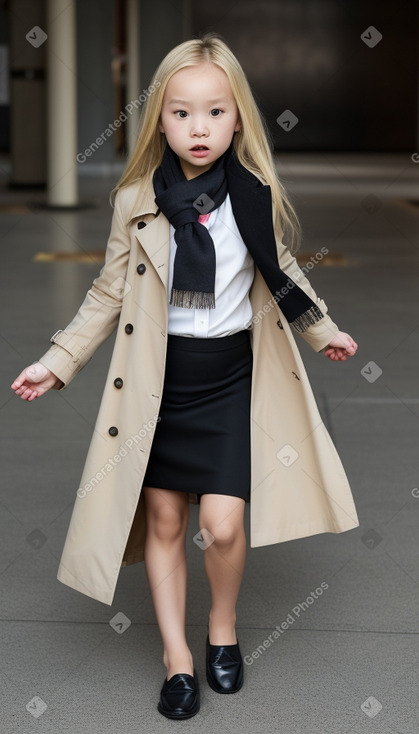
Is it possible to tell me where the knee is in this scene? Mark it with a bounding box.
[202,519,237,549]
[147,502,187,543]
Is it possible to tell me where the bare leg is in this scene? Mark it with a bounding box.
[198,494,246,645]
[142,486,193,679]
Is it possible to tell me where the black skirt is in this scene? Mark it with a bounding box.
[142,329,253,502]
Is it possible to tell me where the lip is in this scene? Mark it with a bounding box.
[190,145,210,158]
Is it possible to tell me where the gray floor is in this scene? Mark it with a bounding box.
[1,153,419,733]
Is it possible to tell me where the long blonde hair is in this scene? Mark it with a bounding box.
[110,33,301,252]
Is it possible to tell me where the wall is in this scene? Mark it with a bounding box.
[192,0,419,151]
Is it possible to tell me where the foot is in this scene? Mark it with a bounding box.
[206,636,243,694]
[158,669,200,719]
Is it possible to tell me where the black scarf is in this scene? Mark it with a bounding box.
[153,143,229,309]
[153,143,324,332]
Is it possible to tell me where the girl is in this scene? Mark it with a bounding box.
[11,34,359,720]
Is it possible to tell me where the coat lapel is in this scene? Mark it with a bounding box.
[134,213,170,290]
[124,182,170,291]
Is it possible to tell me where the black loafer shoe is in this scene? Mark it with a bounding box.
[206,635,244,693]
[157,669,200,719]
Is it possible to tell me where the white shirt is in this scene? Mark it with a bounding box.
[167,194,254,337]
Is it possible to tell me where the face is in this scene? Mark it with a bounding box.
[158,62,241,180]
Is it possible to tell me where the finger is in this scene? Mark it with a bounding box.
[11,378,25,390]
[12,369,32,388]
[11,372,25,389]
[20,387,33,400]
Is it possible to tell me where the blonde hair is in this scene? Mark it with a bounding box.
[110,33,301,252]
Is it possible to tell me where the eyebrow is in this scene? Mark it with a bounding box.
[167,97,230,105]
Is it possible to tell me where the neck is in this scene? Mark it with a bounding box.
[180,160,215,180]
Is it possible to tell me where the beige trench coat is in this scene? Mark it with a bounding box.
[38,180,359,606]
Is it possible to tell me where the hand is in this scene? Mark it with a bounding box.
[11,363,62,401]
[323,331,358,361]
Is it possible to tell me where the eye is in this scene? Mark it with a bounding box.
[175,110,188,118]
[210,108,222,117]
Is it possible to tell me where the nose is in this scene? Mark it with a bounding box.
[190,116,209,137]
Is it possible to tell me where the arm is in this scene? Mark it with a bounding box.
[11,189,131,400]
[36,188,130,391]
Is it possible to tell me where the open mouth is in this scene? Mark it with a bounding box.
[190,145,209,151]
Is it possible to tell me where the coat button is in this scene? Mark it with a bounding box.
[108,426,118,436]
[125,323,134,334]
[137,263,146,275]
[137,221,147,229]
[114,377,123,389]
[277,319,283,329]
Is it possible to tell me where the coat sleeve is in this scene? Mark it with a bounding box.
[275,237,340,353]
[36,189,131,390]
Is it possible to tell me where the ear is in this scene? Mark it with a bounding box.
[158,117,165,134]
[234,116,242,133]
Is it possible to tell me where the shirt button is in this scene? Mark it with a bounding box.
[114,378,123,389]
[108,426,118,436]
[125,323,134,334]
[137,221,147,229]
[137,263,146,275]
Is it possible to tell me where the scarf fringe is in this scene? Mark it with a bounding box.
[290,304,324,333]
[170,288,216,309]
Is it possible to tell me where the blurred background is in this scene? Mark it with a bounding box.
[0,0,418,193]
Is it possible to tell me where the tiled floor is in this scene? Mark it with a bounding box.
[1,154,418,733]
